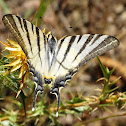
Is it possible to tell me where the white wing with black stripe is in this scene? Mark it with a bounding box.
[2,14,46,74]
[49,34,119,78]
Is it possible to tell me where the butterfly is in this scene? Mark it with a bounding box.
[2,14,120,117]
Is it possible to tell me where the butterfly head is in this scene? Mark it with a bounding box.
[46,32,57,42]
[44,78,52,84]
[43,76,55,85]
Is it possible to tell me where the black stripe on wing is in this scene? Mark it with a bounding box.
[31,23,34,34]
[73,34,94,62]
[56,36,66,56]
[23,19,33,53]
[36,27,42,67]
[90,34,102,45]
[2,14,28,56]
[16,16,24,32]
[44,34,46,52]
[77,35,82,43]
[56,36,76,72]
[78,35,120,66]
[60,36,76,64]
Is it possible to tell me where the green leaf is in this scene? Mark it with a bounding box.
[106,86,119,93]
[109,76,121,86]
[99,103,114,107]
[97,57,108,79]
[108,67,115,77]
[67,97,85,104]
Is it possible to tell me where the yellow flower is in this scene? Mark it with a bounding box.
[0,39,29,97]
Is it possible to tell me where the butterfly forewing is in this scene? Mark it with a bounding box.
[52,34,119,77]
[2,14,47,73]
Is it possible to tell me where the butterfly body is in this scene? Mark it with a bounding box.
[2,14,120,116]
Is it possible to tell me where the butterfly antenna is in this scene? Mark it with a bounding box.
[40,17,52,33]
[56,91,60,117]
[39,17,57,37]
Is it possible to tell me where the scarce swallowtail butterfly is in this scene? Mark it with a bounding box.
[2,14,120,117]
